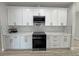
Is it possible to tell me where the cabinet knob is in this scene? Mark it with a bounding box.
[25,39,27,42]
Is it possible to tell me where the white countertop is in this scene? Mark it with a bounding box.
[45,32,71,36]
[2,32,71,36]
[2,32,33,36]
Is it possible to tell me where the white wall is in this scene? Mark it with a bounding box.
[75,12,79,37]
[0,3,8,34]
[0,3,8,51]
[67,3,76,49]
[67,3,76,37]
[74,3,79,38]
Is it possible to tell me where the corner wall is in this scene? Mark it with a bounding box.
[0,3,8,51]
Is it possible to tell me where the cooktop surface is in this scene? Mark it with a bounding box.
[33,32,46,34]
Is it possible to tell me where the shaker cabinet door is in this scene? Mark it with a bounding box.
[50,8,67,26]
[45,8,52,26]
[57,8,67,26]
[63,36,70,48]
[19,36,26,49]
[10,37,20,49]
[8,7,16,25]
[8,7,23,25]
[51,8,58,26]
[33,8,46,16]
[5,36,11,49]
[23,8,33,26]
[24,35,32,49]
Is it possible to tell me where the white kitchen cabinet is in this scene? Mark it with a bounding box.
[33,8,46,16]
[51,8,58,26]
[61,36,70,48]
[19,35,32,49]
[57,8,67,26]
[8,7,67,26]
[10,36,20,49]
[50,8,67,26]
[39,8,46,16]
[45,8,52,26]
[46,8,67,26]
[47,35,61,48]
[33,8,51,26]
[6,35,32,49]
[5,35,11,49]
[8,7,23,25]
[24,35,32,49]
[33,8,39,16]
[47,35,70,48]
[23,8,33,25]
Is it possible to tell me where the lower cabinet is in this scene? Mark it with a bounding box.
[47,35,71,48]
[5,35,11,49]
[5,34,70,49]
[6,35,32,49]
[20,35,32,49]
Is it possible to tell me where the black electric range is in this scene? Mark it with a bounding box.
[32,32,46,51]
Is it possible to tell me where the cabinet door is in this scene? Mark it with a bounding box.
[8,7,23,25]
[45,8,51,26]
[33,8,46,16]
[10,36,20,49]
[47,35,65,48]
[47,35,51,48]
[33,8,51,26]
[63,36,70,48]
[19,36,26,49]
[5,36,11,49]
[57,8,67,26]
[24,35,32,49]
[33,8,39,16]
[8,7,16,25]
[39,8,46,16]
[60,35,70,48]
[19,35,32,49]
[51,8,58,26]
[23,8,33,25]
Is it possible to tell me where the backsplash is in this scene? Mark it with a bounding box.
[8,26,72,34]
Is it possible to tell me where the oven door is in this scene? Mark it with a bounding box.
[33,39,46,50]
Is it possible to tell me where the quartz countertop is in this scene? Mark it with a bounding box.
[2,32,71,36]
[2,32,33,36]
[45,32,72,36]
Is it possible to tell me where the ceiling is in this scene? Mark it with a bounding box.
[6,2,73,8]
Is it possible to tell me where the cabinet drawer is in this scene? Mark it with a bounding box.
[48,44,61,48]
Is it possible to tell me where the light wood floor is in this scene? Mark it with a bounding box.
[0,48,79,56]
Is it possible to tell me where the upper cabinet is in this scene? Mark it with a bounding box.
[50,8,58,26]
[45,8,52,26]
[57,8,67,26]
[33,8,52,26]
[23,7,33,25]
[33,8,46,16]
[8,7,23,25]
[8,6,67,26]
[50,8,67,26]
